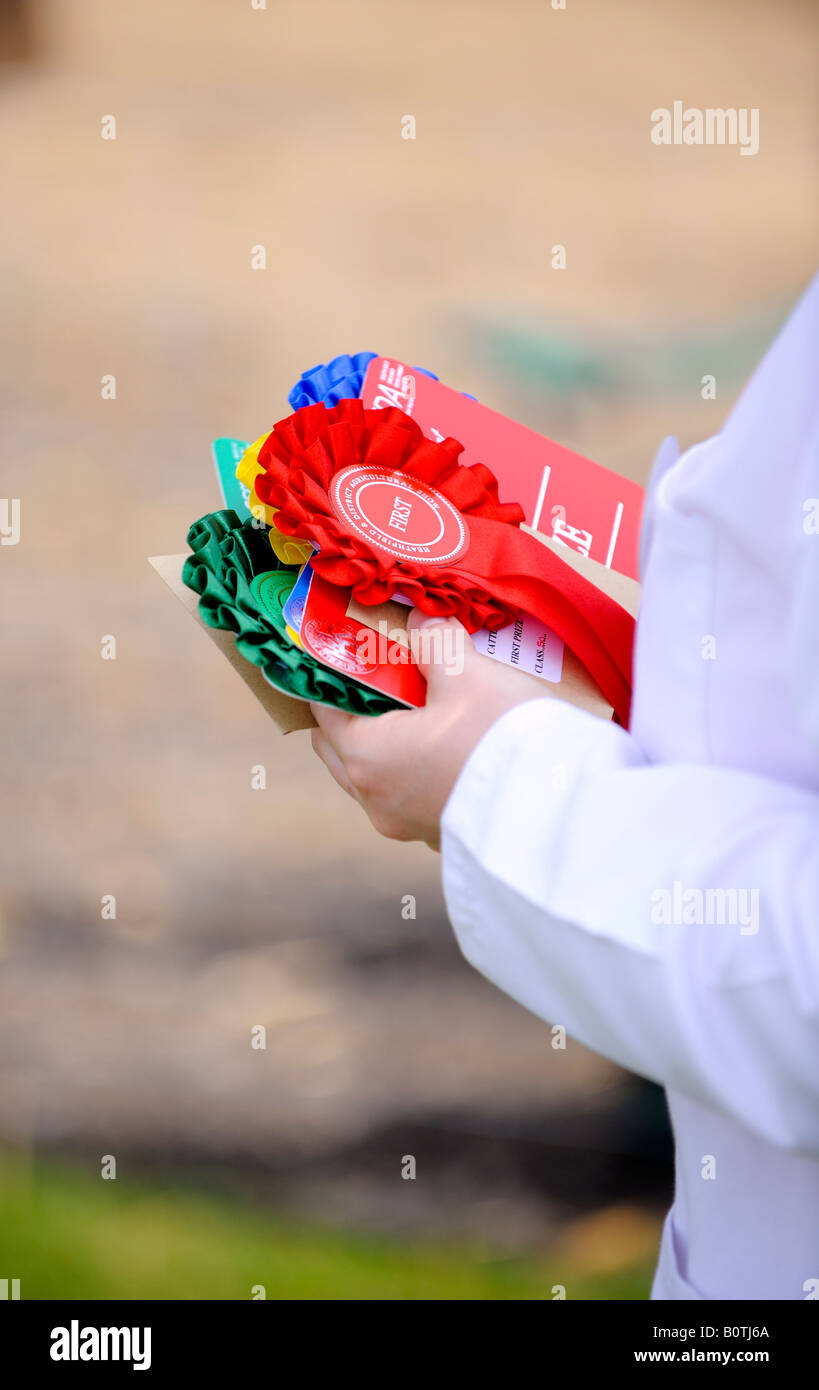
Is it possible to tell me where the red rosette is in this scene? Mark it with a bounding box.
[253,398,635,724]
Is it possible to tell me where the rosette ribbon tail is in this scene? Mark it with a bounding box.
[452,513,635,725]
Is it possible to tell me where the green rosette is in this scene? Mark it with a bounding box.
[182,509,402,716]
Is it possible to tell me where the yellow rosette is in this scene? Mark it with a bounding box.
[237,434,314,566]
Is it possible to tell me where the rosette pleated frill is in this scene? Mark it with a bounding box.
[287,352,465,411]
[242,398,636,725]
[181,509,402,716]
[288,352,378,410]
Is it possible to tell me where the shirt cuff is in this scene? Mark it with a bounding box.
[442,696,600,850]
[439,696,599,936]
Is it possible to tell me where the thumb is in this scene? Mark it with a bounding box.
[406,608,473,691]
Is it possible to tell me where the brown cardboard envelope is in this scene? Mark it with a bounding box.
[149,554,314,733]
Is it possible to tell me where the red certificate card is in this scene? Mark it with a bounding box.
[361,356,644,581]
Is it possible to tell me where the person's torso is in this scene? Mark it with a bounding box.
[632,277,819,1299]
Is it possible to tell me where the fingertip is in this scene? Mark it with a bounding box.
[406,606,466,634]
[309,701,355,738]
[407,610,472,682]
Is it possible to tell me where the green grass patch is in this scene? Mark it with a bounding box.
[0,1154,653,1300]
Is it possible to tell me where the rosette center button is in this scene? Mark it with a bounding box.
[329,465,469,566]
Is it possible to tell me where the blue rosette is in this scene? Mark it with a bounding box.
[287,351,474,410]
[288,352,378,410]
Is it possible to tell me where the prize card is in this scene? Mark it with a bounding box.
[361,357,643,580]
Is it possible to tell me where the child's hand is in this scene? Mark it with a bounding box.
[309,609,550,849]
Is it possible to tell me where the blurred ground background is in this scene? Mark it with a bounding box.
[0,0,816,1298]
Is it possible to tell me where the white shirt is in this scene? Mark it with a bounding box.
[440,275,819,1300]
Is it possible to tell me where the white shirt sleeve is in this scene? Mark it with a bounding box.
[440,696,819,1154]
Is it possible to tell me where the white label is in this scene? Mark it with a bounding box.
[472,612,564,683]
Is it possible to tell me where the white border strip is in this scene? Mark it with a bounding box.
[604,502,624,569]
[531,465,552,532]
